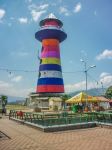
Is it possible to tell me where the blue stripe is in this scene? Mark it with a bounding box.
[35,29,67,42]
[39,64,62,71]
[37,78,64,85]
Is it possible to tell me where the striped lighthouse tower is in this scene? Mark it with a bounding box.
[35,13,67,93]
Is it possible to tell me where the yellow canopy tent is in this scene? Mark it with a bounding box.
[66,92,98,104]
[95,96,110,102]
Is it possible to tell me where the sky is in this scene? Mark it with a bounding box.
[0,0,112,97]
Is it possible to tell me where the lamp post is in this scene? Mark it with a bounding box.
[80,59,96,108]
[101,82,104,96]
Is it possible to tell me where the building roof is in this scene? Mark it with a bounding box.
[39,13,63,27]
[95,96,110,102]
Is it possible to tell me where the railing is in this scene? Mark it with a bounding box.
[39,25,65,32]
[9,110,112,126]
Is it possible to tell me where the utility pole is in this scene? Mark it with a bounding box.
[80,59,96,108]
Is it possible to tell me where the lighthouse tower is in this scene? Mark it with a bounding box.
[35,13,67,93]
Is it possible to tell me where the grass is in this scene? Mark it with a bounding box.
[6,104,30,112]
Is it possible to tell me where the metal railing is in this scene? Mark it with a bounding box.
[39,25,65,32]
[9,110,112,126]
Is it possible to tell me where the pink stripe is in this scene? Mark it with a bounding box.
[41,51,60,58]
[42,45,59,52]
[44,21,59,27]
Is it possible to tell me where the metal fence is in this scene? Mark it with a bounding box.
[9,110,112,126]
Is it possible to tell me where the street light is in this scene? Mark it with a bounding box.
[101,82,104,96]
[80,59,96,108]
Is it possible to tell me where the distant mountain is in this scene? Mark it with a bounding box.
[69,88,106,97]
[1,88,106,103]
[7,96,25,103]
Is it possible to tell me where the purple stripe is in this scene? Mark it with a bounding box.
[41,51,60,58]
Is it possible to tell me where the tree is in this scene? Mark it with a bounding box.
[61,94,71,109]
[1,95,8,108]
[105,86,112,99]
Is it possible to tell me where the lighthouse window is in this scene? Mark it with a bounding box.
[44,71,46,75]
[40,59,42,64]
[41,46,44,52]
[38,72,41,77]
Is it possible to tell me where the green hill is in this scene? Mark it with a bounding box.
[69,88,106,97]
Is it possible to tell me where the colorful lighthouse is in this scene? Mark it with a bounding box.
[35,13,67,93]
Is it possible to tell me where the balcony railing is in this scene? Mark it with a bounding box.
[39,25,65,32]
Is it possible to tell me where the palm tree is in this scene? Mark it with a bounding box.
[1,95,8,114]
[61,94,71,109]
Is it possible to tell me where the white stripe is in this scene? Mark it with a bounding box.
[39,71,62,78]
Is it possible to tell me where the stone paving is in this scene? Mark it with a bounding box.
[0,116,112,150]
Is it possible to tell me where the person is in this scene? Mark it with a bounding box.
[2,105,6,115]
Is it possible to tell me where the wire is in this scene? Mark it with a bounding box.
[87,73,98,83]
[0,68,37,73]
[63,71,83,74]
[87,73,102,89]
[0,67,83,74]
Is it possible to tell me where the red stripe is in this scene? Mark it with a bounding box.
[44,21,59,27]
[36,85,64,93]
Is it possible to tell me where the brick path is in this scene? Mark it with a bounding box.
[0,116,112,150]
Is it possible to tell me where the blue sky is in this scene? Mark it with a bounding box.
[0,0,112,97]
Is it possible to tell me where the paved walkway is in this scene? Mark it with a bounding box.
[0,116,112,150]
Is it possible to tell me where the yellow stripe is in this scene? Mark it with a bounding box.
[42,39,59,46]
[42,58,60,65]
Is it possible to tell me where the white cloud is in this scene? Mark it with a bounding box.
[17,87,34,97]
[31,10,46,22]
[29,3,49,10]
[65,81,95,93]
[28,3,49,22]
[39,4,49,10]
[59,6,70,16]
[0,80,13,89]
[100,72,112,87]
[11,76,23,82]
[18,17,28,24]
[73,3,82,13]
[100,72,110,78]
[18,52,29,56]
[0,80,34,97]
[65,81,85,93]
[96,49,112,60]
[65,73,112,93]
[100,75,112,87]
[0,8,5,20]
[11,51,29,57]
